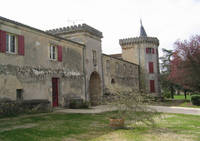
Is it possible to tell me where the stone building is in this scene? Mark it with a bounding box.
[119,21,161,97]
[0,16,160,108]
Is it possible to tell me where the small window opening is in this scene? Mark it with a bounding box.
[111,79,115,84]
[16,89,23,101]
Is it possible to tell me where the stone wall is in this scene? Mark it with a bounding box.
[102,54,139,94]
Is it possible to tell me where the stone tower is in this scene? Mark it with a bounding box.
[47,24,104,105]
[119,21,161,97]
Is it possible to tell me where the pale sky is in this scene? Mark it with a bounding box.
[1,0,200,56]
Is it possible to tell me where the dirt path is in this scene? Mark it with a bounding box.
[0,123,37,132]
[55,105,200,115]
[149,105,200,115]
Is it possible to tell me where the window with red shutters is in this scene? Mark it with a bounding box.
[0,30,6,53]
[57,45,62,62]
[146,48,155,54]
[18,35,25,55]
[0,30,24,55]
[149,62,154,73]
[146,48,148,53]
[150,80,155,93]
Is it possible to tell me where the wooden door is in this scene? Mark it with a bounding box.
[52,78,59,107]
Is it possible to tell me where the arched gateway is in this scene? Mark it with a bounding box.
[89,72,101,106]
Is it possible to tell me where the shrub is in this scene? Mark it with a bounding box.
[102,88,159,128]
[163,91,171,99]
[69,98,89,109]
[191,95,200,106]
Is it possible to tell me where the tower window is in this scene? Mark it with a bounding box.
[149,62,154,73]
[92,50,97,66]
[146,48,154,54]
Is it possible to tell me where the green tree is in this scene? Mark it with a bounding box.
[160,48,175,99]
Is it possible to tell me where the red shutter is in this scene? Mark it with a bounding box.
[152,48,155,54]
[18,35,25,55]
[150,80,155,93]
[57,46,62,62]
[0,30,6,53]
[149,62,154,73]
[146,48,148,53]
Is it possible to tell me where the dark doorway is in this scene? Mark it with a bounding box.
[89,72,101,106]
[52,78,59,107]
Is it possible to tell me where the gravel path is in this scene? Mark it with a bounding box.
[55,105,200,115]
[149,105,200,115]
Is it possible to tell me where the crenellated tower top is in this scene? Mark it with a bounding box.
[46,23,103,38]
[119,37,159,47]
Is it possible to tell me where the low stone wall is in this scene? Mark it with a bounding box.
[0,99,52,116]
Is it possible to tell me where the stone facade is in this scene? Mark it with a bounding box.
[0,17,85,107]
[0,16,160,108]
[102,54,139,94]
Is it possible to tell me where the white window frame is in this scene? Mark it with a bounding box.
[6,33,17,54]
[49,44,57,60]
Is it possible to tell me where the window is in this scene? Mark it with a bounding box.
[92,50,97,66]
[106,60,110,74]
[6,33,17,53]
[123,64,126,73]
[115,62,119,73]
[0,30,24,55]
[49,44,57,60]
[146,48,154,54]
[149,62,154,73]
[111,78,115,84]
[130,66,134,75]
[16,89,23,101]
[49,44,62,62]
[150,80,155,93]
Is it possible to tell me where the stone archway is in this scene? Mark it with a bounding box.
[89,71,101,106]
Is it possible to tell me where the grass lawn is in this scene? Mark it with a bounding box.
[173,95,191,100]
[155,94,200,108]
[152,99,200,108]
[0,112,200,141]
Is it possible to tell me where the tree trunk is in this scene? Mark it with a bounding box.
[177,89,180,95]
[170,85,174,99]
[184,90,187,100]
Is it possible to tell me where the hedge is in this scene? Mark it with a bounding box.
[191,95,200,106]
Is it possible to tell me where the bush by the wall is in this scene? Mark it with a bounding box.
[191,95,200,106]
[163,91,171,99]
[69,98,89,109]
